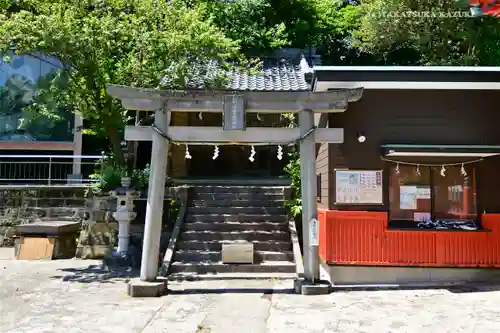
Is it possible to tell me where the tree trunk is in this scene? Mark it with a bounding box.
[100,100,125,167]
[107,123,125,167]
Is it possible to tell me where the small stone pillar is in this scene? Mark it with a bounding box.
[76,194,116,259]
[111,177,139,255]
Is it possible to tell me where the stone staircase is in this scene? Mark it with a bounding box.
[169,185,296,278]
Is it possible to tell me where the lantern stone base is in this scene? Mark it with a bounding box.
[127,277,168,297]
[103,251,132,268]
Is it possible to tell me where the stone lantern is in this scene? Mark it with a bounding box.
[111,176,140,255]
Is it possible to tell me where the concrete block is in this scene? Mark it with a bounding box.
[294,278,331,295]
[221,242,254,264]
[301,283,330,295]
[321,261,500,286]
[15,233,77,260]
[127,277,168,297]
[294,278,302,294]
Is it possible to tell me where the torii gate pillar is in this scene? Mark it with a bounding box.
[140,109,169,281]
[299,109,320,283]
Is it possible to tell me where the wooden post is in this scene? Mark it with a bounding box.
[72,113,83,180]
[140,109,169,281]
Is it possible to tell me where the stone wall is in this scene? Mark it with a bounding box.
[0,187,181,256]
[0,188,88,247]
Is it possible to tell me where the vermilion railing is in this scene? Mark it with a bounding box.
[319,210,500,267]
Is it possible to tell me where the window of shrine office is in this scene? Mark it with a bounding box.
[388,164,478,230]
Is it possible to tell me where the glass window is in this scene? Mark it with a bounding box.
[389,164,477,221]
[0,53,73,142]
[432,166,477,220]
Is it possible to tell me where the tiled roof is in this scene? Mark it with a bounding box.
[159,57,311,92]
[226,58,310,91]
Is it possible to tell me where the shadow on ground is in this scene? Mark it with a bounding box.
[446,284,500,294]
[168,287,295,295]
[51,264,139,283]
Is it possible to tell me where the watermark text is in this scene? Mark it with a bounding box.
[368,10,473,18]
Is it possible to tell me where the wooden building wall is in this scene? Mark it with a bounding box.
[320,89,500,213]
[316,142,329,208]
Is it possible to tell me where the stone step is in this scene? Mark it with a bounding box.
[185,214,287,223]
[187,207,286,214]
[177,240,292,252]
[174,250,294,262]
[169,261,296,274]
[180,230,290,242]
[183,221,288,232]
[190,199,285,208]
[194,193,284,201]
[166,272,296,281]
[193,186,284,195]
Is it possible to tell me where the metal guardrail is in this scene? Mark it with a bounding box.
[0,154,104,187]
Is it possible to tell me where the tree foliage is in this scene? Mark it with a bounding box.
[198,0,500,66]
[197,0,288,55]
[351,0,500,65]
[199,0,361,59]
[0,0,240,163]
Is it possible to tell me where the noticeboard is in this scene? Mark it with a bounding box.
[334,169,383,205]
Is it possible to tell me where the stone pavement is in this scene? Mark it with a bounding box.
[1,259,500,333]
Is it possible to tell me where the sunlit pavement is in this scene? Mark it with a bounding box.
[1,259,500,333]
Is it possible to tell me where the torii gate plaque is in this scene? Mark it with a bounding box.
[222,94,245,131]
[106,85,363,295]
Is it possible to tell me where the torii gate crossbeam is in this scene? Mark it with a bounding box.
[106,85,363,293]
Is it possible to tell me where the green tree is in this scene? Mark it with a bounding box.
[201,0,376,65]
[312,1,379,65]
[351,0,500,65]
[0,0,240,164]
[197,0,288,55]
[199,0,357,56]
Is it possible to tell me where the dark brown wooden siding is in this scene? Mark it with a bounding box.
[316,142,329,208]
[327,89,500,213]
[314,68,500,84]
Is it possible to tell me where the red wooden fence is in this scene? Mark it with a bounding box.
[319,210,500,267]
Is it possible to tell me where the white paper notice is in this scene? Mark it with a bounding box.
[309,218,319,246]
[414,212,431,222]
[335,170,383,204]
[416,187,431,199]
[400,186,417,210]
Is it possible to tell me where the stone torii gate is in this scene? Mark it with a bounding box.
[106,85,363,295]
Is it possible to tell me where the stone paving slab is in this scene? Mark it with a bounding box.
[2,259,500,333]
